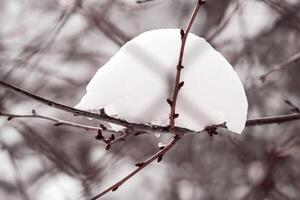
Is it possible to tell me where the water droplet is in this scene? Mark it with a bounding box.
[155,133,161,138]
[158,143,164,148]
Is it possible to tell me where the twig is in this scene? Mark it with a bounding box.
[260,51,300,82]
[0,110,132,148]
[168,0,205,129]
[245,113,300,126]
[0,110,104,132]
[89,135,181,200]
[284,99,300,113]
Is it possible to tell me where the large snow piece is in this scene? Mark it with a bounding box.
[76,29,248,134]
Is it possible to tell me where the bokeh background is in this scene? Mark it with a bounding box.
[1,0,300,199]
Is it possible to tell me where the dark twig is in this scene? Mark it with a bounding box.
[168,0,205,129]
[89,135,181,200]
[0,110,104,132]
[245,113,300,126]
[0,110,134,148]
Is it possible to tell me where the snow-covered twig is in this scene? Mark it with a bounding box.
[1,80,300,134]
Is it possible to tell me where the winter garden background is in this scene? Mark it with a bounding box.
[1,0,300,200]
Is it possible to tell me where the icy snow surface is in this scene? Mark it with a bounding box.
[76,29,248,134]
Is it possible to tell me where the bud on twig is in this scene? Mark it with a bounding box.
[135,162,144,167]
[173,113,179,119]
[179,81,184,89]
[166,98,173,106]
[95,130,104,140]
[180,29,185,39]
[105,144,111,150]
[157,155,163,162]
[177,65,184,70]
[99,123,107,130]
[110,134,115,141]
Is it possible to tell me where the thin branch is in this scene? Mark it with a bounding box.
[0,110,104,132]
[245,113,300,127]
[0,110,134,148]
[168,0,205,129]
[89,135,181,200]
[260,51,300,82]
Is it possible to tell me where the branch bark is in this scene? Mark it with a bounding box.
[1,80,300,134]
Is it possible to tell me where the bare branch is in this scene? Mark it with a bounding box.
[168,0,206,129]
[0,111,135,148]
[89,135,181,200]
[245,113,300,127]
[0,110,103,132]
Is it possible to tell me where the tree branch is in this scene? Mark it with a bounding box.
[89,135,181,200]
[0,110,133,148]
[1,80,300,134]
[168,0,205,129]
